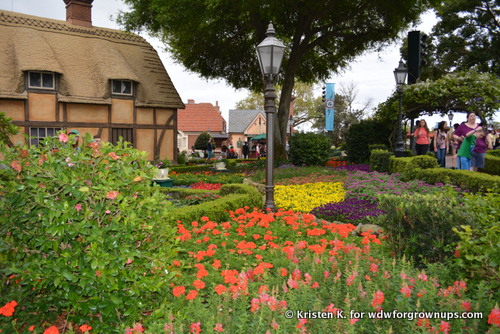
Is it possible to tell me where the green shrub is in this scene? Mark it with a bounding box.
[390,155,439,179]
[412,168,500,193]
[487,149,500,157]
[368,143,388,151]
[161,187,218,199]
[453,193,500,289]
[370,149,394,173]
[345,120,391,163]
[167,186,262,223]
[376,192,465,266]
[0,134,180,332]
[193,131,212,150]
[177,151,188,165]
[482,153,500,176]
[288,132,331,166]
[170,165,212,173]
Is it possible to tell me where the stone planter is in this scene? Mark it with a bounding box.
[154,168,170,180]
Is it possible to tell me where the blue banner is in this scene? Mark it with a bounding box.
[324,83,335,131]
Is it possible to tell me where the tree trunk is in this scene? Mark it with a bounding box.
[275,57,298,160]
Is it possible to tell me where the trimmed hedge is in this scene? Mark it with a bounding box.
[370,149,394,173]
[160,187,218,199]
[377,192,463,265]
[482,153,500,176]
[411,168,500,193]
[170,165,212,173]
[166,184,262,223]
[389,155,439,179]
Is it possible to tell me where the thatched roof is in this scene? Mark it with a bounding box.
[0,10,184,109]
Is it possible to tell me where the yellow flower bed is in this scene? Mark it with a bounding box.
[275,182,345,213]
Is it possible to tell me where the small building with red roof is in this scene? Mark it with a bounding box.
[177,99,227,153]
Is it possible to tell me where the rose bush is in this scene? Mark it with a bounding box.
[0,134,179,332]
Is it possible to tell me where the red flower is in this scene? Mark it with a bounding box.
[0,300,17,317]
[439,321,451,333]
[400,285,412,297]
[488,308,500,327]
[79,324,92,332]
[215,284,226,295]
[43,326,60,334]
[371,291,385,309]
[172,285,186,297]
[190,322,202,334]
[193,280,206,290]
[186,290,198,300]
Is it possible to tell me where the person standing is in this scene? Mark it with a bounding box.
[413,119,430,155]
[471,127,493,171]
[221,141,228,158]
[434,121,449,168]
[206,140,213,159]
[454,113,480,170]
[242,142,250,159]
[457,127,485,171]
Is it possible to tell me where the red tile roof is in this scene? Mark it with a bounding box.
[178,100,226,132]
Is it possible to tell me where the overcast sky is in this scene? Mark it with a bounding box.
[1,0,496,127]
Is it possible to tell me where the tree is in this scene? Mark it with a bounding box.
[193,131,212,151]
[375,70,500,125]
[119,0,438,159]
[236,82,321,129]
[310,83,371,147]
[426,0,500,78]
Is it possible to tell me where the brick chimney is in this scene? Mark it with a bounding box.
[64,0,93,28]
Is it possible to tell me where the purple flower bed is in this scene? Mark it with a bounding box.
[334,164,371,173]
[311,196,385,224]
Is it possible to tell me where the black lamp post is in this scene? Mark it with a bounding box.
[393,59,408,157]
[256,22,285,211]
[447,111,454,128]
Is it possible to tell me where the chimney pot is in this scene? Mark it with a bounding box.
[64,0,93,28]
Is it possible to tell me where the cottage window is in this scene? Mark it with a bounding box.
[28,71,55,90]
[29,127,62,146]
[112,80,133,96]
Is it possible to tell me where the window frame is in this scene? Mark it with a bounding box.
[111,80,134,96]
[27,71,56,90]
[29,127,62,146]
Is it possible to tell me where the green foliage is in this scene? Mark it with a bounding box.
[167,185,262,223]
[370,149,394,173]
[171,165,212,173]
[171,171,245,186]
[376,71,500,123]
[482,153,500,176]
[161,187,218,199]
[119,0,435,160]
[453,192,500,289]
[177,151,188,165]
[429,0,499,77]
[345,120,392,163]
[376,191,464,265]
[288,132,332,166]
[193,131,212,150]
[389,155,439,179]
[411,168,500,193]
[0,134,180,332]
[0,111,19,145]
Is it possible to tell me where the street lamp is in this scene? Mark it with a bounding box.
[447,111,454,128]
[256,22,285,211]
[393,59,408,157]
